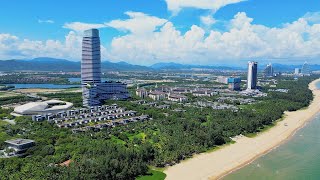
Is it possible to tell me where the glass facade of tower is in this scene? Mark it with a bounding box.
[81,29,101,84]
[247,61,258,90]
[264,63,274,77]
[81,29,129,107]
[301,62,311,75]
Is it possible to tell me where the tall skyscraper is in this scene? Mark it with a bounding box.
[263,63,274,77]
[247,61,258,90]
[301,61,311,75]
[81,29,129,107]
[82,29,101,85]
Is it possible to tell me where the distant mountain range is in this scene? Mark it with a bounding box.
[0,57,319,72]
[0,57,150,72]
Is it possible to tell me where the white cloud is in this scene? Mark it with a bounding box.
[63,22,106,32]
[200,15,217,26]
[1,11,320,65]
[230,12,253,29]
[165,0,246,15]
[107,12,320,65]
[303,12,320,24]
[0,31,109,60]
[105,11,167,35]
[38,19,55,24]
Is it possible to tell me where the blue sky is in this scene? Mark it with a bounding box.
[0,0,320,65]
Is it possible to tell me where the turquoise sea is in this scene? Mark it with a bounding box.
[224,81,320,180]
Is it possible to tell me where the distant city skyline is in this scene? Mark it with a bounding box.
[0,0,320,65]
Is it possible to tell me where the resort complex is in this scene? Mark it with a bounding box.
[81,29,129,107]
[1,1,320,179]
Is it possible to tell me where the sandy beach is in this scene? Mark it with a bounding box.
[164,79,320,180]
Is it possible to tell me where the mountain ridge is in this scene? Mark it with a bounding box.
[0,57,151,72]
[0,57,319,72]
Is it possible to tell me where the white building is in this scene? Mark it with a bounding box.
[264,63,274,77]
[148,91,166,101]
[4,139,35,157]
[217,76,228,84]
[168,93,188,102]
[136,88,148,98]
[81,29,129,107]
[247,61,258,90]
[301,61,311,75]
[13,100,73,116]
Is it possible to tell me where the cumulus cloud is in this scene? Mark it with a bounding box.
[63,22,106,32]
[303,12,320,24]
[0,31,109,60]
[105,11,167,35]
[38,19,55,24]
[107,12,320,65]
[200,15,217,27]
[165,0,246,15]
[1,11,320,65]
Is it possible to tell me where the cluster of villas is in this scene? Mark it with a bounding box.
[31,104,150,131]
[239,89,268,97]
[132,100,171,109]
[189,101,239,111]
[268,88,289,93]
[136,86,222,102]
[71,114,150,133]
[217,97,256,105]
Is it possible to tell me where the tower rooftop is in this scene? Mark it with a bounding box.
[84,29,99,37]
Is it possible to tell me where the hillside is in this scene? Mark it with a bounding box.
[0,57,151,72]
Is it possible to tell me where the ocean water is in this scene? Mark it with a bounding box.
[224,81,320,180]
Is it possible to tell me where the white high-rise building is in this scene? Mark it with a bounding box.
[81,29,101,84]
[263,63,274,77]
[247,61,258,90]
[301,61,311,75]
[81,29,129,107]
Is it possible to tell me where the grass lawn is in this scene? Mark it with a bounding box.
[128,132,146,141]
[110,136,126,145]
[136,170,166,180]
[0,91,19,98]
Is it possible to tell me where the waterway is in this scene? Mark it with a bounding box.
[5,84,80,89]
[4,77,125,89]
[224,81,320,180]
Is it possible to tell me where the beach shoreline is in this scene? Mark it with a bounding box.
[164,79,320,180]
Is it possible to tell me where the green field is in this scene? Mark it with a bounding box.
[0,91,19,98]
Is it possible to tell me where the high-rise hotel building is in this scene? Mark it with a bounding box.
[82,29,129,107]
[263,63,274,78]
[247,61,258,90]
[82,29,102,84]
[301,61,311,75]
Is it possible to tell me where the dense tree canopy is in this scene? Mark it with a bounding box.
[0,76,318,179]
